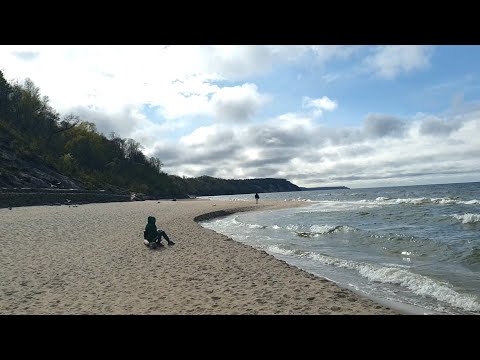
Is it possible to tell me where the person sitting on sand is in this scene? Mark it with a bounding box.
[144,216,175,248]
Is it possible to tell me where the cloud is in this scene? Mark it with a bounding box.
[310,45,360,63]
[69,105,159,140]
[152,104,480,188]
[179,125,235,147]
[419,116,464,136]
[1,45,218,118]
[321,73,340,83]
[12,51,40,61]
[0,45,380,133]
[276,112,315,129]
[0,45,430,130]
[363,113,407,138]
[247,124,312,148]
[365,45,433,79]
[211,83,269,122]
[200,45,360,80]
[2,45,479,189]
[201,45,308,80]
[302,96,338,117]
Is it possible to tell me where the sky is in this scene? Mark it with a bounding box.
[1,45,480,189]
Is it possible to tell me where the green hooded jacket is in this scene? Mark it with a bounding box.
[144,216,158,242]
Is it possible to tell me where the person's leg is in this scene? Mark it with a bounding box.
[159,230,175,245]
[154,232,164,246]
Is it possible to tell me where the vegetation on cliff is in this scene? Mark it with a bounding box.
[0,71,300,197]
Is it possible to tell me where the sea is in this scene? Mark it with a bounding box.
[199,182,480,315]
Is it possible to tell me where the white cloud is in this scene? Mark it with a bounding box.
[199,45,361,80]
[0,45,272,138]
[2,45,479,189]
[0,45,361,133]
[211,83,269,122]
[310,45,359,63]
[302,96,338,117]
[155,105,479,188]
[365,45,433,79]
[69,105,145,138]
[1,45,218,116]
[200,45,309,79]
[179,125,222,147]
[276,112,314,129]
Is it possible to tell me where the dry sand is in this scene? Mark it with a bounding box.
[0,199,398,314]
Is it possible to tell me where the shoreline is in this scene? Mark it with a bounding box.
[0,199,399,314]
[194,203,423,315]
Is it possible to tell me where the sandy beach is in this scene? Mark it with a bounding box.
[0,199,398,314]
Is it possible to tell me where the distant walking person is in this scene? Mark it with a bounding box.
[255,192,260,204]
[143,216,175,248]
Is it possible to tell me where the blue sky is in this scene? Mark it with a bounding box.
[1,45,480,188]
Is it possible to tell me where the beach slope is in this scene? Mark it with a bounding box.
[0,200,397,314]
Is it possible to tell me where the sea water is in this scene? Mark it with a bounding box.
[199,182,480,315]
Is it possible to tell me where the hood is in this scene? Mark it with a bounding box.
[147,216,156,224]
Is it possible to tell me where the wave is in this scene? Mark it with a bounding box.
[299,197,480,213]
[451,213,480,224]
[375,197,480,206]
[281,224,358,238]
[289,197,313,202]
[463,248,480,266]
[267,245,307,257]
[265,247,480,313]
[231,217,267,229]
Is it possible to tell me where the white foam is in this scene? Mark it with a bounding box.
[430,198,456,205]
[231,217,241,224]
[463,199,480,205]
[395,197,430,205]
[218,217,267,229]
[309,224,357,234]
[356,265,480,312]
[286,224,299,231]
[373,196,480,206]
[310,224,338,234]
[299,200,383,212]
[298,195,480,212]
[451,213,480,224]
[294,198,313,202]
[304,253,480,312]
[385,197,480,206]
[247,224,266,229]
[380,263,411,269]
[267,245,297,256]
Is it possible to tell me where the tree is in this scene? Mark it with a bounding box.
[59,153,76,175]
[0,70,13,121]
[48,113,80,141]
[148,156,163,173]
